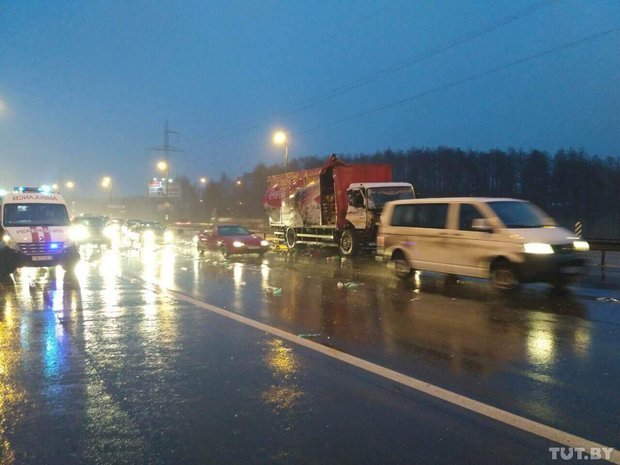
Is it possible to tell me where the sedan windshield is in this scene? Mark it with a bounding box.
[3,203,70,227]
[218,226,250,236]
[74,217,106,229]
[487,201,554,228]
[142,222,164,231]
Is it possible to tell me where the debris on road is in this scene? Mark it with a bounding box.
[265,286,282,297]
[298,333,321,339]
[337,281,363,289]
[596,297,620,303]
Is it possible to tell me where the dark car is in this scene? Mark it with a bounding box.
[71,216,111,246]
[128,221,174,248]
[197,224,269,258]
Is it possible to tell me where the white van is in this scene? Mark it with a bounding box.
[0,187,80,276]
[377,197,589,289]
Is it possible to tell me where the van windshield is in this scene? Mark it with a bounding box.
[3,203,70,227]
[487,201,554,228]
[367,186,414,209]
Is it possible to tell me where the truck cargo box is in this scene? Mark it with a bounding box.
[263,155,392,228]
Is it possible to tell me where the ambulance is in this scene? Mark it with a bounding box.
[0,187,80,276]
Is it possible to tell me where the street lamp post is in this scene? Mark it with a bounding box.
[101,176,112,204]
[157,161,170,221]
[200,177,208,220]
[272,131,288,170]
[65,181,75,216]
[157,161,169,198]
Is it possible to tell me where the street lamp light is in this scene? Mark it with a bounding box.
[51,183,59,191]
[272,130,289,170]
[101,176,112,204]
[65,181,75,190]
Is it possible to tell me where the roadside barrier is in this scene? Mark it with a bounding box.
[586,239,620,268]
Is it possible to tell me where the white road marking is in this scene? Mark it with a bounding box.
[139,279,619,464]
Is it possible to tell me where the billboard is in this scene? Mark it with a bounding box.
[148,179,181,198]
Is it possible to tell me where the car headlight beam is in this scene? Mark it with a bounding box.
[70,225,89,242]
[524,243,554,254]
[2,234,19,250]
[573,240,589,252]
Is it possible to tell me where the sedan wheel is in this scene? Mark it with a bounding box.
[220,245,230,259]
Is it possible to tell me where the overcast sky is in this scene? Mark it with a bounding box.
[1,0,619,197]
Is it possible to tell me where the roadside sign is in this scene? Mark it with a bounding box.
[148,180,181,198]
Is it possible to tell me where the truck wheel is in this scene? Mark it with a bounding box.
[61,248,81,272]
[338,229,358,256]
[285,228,297,250]
[490,259,519,291]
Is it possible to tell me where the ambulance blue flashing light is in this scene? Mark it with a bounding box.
[12,186,57,194]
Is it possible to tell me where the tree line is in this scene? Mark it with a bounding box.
[166,147,620,239]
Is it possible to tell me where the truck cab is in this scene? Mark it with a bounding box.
[0,187,80,276]
[345,182,415,229]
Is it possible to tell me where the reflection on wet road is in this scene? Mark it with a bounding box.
[0,242,618,464]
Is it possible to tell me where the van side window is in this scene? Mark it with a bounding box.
[459,204,484,231]
[391,205,414,226]
[391,204,448,229]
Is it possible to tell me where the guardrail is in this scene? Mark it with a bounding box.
[586,239,620,267]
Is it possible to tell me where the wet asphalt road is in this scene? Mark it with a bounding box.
[0,241,619,464]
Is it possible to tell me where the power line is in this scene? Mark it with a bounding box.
[205,26,619,165]
[297,27,620,134]
[197,0,560,146]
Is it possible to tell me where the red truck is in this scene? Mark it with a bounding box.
[262,155,415,255]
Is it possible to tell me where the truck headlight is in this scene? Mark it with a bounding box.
[260,240,269,247]
[524,243,554,254]
[71,225,89,241]
[2,234,19,250]
[103,224,118,238]
[233,241,244,248]
[573,240,589,252]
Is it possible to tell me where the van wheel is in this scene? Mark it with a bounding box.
[392,252,413,279]
[285,228,297,250]
[490,259,519,291]
[338,229,358,256]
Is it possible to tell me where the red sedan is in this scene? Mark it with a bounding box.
[196,224,270,258]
